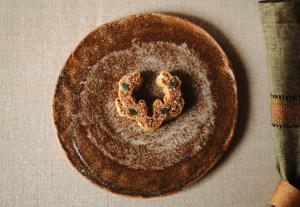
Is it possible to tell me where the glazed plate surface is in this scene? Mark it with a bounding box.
[53,13,237,197]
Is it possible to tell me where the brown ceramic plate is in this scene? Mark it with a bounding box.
[53,13,237,197]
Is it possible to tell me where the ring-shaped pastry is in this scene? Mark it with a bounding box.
[115,71,185,131]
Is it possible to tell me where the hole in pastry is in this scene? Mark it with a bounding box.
[134,70,164,116]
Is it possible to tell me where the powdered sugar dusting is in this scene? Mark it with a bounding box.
[78,40,216,170]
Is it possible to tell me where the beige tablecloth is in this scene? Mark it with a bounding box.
[0,0,279,206]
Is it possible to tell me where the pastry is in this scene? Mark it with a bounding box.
[115,71,184,131]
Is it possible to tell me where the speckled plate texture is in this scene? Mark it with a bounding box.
[52,13,237,197]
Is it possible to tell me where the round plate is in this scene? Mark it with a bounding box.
[53,13,237,197]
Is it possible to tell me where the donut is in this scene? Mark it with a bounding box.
[115,71,185,131]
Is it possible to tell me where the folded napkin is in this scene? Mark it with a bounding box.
[259,0,300,206]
